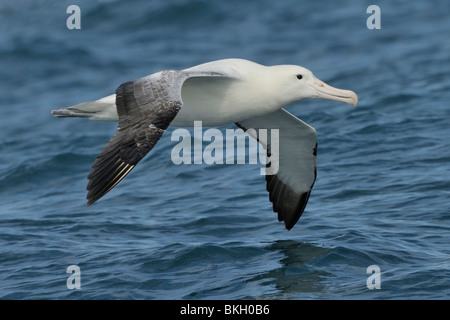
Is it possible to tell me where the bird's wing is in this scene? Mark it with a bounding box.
[86,70,227,205]
[236,108,317,230]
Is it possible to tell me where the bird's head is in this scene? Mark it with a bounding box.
[271,65,358,107]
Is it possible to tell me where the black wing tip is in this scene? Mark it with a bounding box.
[86,193,99,206]
[85,185,111,207]
[86,191,107,206]
[282,191,312,230]
[266,174,313,230]
[85,186,102,206]
[85,158,136,208]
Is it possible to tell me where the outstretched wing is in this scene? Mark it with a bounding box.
[86,70,226,205]
[236,108,317,230]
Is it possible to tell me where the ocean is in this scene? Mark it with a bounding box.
[0,0,449,300]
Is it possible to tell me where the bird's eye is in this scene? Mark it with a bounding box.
[296,74,303,80]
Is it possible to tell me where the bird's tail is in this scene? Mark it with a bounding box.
[51,94,118,121]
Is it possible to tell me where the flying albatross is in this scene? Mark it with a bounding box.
[51,58,358,230]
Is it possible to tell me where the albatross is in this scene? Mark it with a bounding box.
[51,58,357,230]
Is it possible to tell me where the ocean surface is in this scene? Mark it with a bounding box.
[1,0,449,300]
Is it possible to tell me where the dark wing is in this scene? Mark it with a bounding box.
[236,108,317,230]
[86,71,181,205]
[86,70,227,205]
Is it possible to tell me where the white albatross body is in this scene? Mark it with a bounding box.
[51,58,358,230]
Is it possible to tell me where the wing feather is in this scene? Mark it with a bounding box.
[236,108,317,230]
[86,70,228,205]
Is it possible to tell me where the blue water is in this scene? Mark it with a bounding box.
[1,0,449,300]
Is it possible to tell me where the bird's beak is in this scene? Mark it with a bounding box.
[313,76,358,106]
